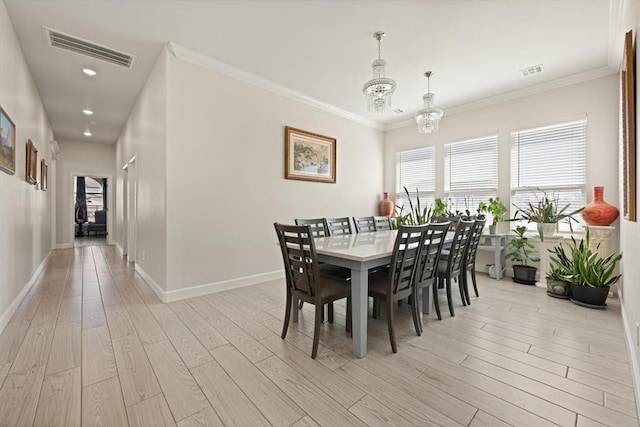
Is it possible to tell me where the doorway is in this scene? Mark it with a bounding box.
[73,175,109,247]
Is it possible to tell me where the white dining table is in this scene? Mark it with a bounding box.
[298,229,434,358]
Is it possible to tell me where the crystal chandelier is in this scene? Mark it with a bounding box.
[415,71,444,134]
[362,31,397,113]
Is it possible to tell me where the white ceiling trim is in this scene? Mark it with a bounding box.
[385,66,617,132]
[167,42,385,131]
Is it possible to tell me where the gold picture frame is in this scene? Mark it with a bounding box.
[0,105,16,175]
[622,30,636,221]
[26,139,38,185]
[41,159,48,191]
[284,126,336,183]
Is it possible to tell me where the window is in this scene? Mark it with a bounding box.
[511,119,586,232]
[74,176,104,221]
[395,147,435,215]
[444,135,498,217]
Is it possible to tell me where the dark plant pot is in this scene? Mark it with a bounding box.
[547,279,570,298]
[570,283,609,307]
[512,265,537,285]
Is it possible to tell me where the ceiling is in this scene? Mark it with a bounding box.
[4,0,618,145]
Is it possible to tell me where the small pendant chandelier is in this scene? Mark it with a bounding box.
[415,71,444,134]
[362,31,397,113]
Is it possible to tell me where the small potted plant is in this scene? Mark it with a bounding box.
[546,243,572,298]
[395,187,432,226]
[478,197,508,234]
[564,231,622,307]
[512,191,583,241]
[506,226,540,285]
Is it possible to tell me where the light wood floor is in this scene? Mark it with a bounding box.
[0,244,637,426]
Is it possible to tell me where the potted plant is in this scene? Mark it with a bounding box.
[478,197,508,234]
[506,226,540,285]
[395,187,432,226]
[564,231,622,307]
[546,243,572,298]
[512,191,583,241]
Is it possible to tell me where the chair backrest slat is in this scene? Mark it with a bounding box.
[444,220,475,275]
[325,217,353,236]
[353,216,376,233]
[389,225,427,297]
[465,218,486,270]
[295,218,328,237]
[374,216,392,231]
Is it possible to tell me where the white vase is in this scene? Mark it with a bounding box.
[536,223,556,241]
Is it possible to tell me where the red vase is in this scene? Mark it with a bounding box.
[581,186,619,226]
[379,192,394,216]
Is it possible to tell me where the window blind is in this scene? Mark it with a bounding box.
[444,135,498,215]
[395,146,435,213]
[511,119,586,232]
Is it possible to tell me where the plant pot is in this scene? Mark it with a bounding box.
[569,283,610,307]
[547,279,570,298]
[512,265,537,285]
[489,224,497,235]
[536,223,555,241]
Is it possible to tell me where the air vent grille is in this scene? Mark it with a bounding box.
[520,64,544,77]
[43,27,136,69]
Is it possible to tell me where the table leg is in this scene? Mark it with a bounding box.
[292,296,299,322]
[351,268,368,358]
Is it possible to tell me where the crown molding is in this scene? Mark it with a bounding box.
[385,66,617,132]
[167,42,385,131]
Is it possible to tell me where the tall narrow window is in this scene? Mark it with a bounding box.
[511,119,586,232]
[395,146,435,214]
[444,134,498,217]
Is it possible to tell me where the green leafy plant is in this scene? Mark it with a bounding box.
[512,191,583,224]
[432,198,449,218]
[563,231,622,288]
[395,187,431,225]
[477,197,508,225]
[547,243,573,281]
[506,226,540,265]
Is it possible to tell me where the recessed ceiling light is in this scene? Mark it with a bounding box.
[82,109,93,115]
[83,131,92,137]
[82,68,97,76]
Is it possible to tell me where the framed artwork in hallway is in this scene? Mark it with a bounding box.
[622,30,637,222]
[26,139,38,185]
[0,106,16,175]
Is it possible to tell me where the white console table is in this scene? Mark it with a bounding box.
[478,234,506,280]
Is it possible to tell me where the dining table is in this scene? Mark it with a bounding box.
[294,229,434,358]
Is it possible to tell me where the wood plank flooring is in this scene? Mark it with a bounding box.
[0,244,637,426]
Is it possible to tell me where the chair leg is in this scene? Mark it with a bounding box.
[433,278,442,320]
[328,302,334,323]
[459,273,467,307]
[464,271,472,306]
[281,292,292,339]
[346,297,352,335]
[372,298,378,318]
[446,277,455,317]
[472,269,479,297]
[411,291,421,336]
[311,304,322,359]
[385,299,397,353]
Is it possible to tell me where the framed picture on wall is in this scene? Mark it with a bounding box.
[284,126,336,183]
[41,159,48,191]
[622,30,637,222]
[0,105,16,175]
[26,139,38,185]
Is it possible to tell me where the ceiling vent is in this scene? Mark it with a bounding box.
[43,27,136,69]
[520,64,544,77]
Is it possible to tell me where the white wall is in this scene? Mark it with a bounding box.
[55,139,115,248]
[0,0,53,330]
[115,49,168,290]
[161,51,384,296]
[619,0,640,414]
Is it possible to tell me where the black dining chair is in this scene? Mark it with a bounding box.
[274,223,351,359]
[367,224,427,353]
[294,217,350,322]
[352,216,376,233]
[413,222,450,333]
[434,219,474,320]
[373,216,393,231]
[461,218,486,304]
[325,217,353,236]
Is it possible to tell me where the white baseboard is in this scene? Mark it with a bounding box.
[134,265,284,303]
[620,297,640,420]
[115,243,123,256]
[0,252,51,334]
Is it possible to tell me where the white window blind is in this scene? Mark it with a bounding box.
[444,135,498,216]
[395,146,435,213]
[511,119,586,232]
